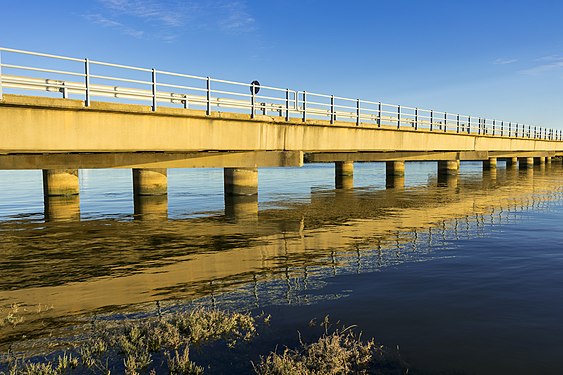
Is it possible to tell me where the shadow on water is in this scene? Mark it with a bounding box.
[1,163,563,373]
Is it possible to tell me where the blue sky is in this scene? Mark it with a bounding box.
[2,0,563,128]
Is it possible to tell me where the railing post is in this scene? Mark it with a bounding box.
[456,114,460,133]
[0,50,3,101]
[285,89,290,122]
[84,58,90,107]
[206,77,211,116]
[330,95,335,124]
[251,82,256,119]
[397,105,401,129]
[356,99,361,126]
[515,123,518,137]
[501,121,504,137]
[151,68,157,112]
[527,125,530,138]
[430,110,433,131]
[467,116,471,134]
[302,91,307,122]
[415,108,419,130]
[378,102,382,127]
[478,117,481,135]
[492,119,495,136]
[444,112,447,132]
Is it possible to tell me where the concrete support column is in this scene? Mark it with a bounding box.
[506,157,518,168]
[42,169,80,222]
[133,168,168,196]
[518,157,534,169]
[225,195,258,222]
[546,157,552,166]
[534,157,546,166]
[43,169,79,196]
[386,161,405,176]
[438,160,459,176]
[385,161,405,189]
[483,157,497,170]
[437,174,459,189]
[132,168,168,219]
[335,161,354,189]
[134,195,168,220]
[224,167,258,196]
[44,196,80,221]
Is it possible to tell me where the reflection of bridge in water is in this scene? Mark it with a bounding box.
[1,165,562,347]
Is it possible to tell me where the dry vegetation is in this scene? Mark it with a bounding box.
[1,309,405,374]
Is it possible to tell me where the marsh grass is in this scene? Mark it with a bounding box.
[1,307,258,374]
[1,309,405,374]
[254,317,380,375]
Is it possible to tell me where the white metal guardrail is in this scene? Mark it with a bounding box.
[0,47,560,141]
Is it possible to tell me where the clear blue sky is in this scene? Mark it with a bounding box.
[2,0,563,128]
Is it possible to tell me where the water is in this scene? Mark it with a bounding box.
[1,162,563,374]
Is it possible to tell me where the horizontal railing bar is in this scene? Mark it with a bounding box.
[89,60,152,72]
[89,74,152,86]
[1,64,85,78]
[0,47,84,62]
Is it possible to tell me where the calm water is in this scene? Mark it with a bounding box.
[1,162,563,374]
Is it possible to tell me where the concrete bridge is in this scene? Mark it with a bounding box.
[1,47,562,218]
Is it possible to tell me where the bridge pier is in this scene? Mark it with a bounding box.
[483,157,497,170]
[547,156,552,166]
[134,195,168,220]
[44,195,80,221]
[518,157,534,169]
[506,157,518,168]
[133,168,168,196]
[132,168,168,219]
[534,157,546,166]
[42,169,80,221]
[437,160,459,176]
[43,169,79,196]
[437,173,459,189]
[335,162,354,189]
[225,195,258,222]
[224,168,258,196]
[386,161,405,189]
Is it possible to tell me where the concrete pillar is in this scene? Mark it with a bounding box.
[386,161,405,176]
[518,157,534,169]
[335,161,354,189]
[438,160,459,176]
[225,195,258,222]
[534,157,546,166]
[546,157,552,166]
[506,157,518,168]
[43,169,79,196]
[224,167,258,196]
[483,157,497,170]
[386,175,405,189]
[44,195,80,221]
[437,174,459,189]
[133,168,167,195]
[134,195,168,220]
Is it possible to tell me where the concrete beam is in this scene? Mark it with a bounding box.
[1,95,562,154]
[0,151,304,170]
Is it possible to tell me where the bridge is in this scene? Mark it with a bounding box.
[1,47,562,219]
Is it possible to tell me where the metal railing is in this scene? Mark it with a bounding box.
[0,47,561,141]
